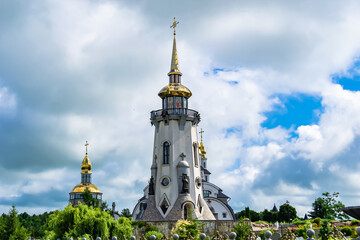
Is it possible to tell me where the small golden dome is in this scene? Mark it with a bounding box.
[158,83,192,98]
[81,154,92,174]
[199,141,207,158]
[70,183,101,193]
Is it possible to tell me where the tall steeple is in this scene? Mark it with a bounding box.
[132,18,215,221]
[168,17,182,76]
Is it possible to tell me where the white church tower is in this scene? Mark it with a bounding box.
[132,18,215,221]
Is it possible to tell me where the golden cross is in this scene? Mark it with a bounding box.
[85,141,89,155]
[199,128,204,142]
[170,17,179,35]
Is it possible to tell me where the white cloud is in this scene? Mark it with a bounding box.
[0,86,16,112]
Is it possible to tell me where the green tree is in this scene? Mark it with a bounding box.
[309,192,349,220]
[44,203,133,239]
[9,226,29,240]
[18,211,51,238]
[236,207,261,221]
[319,219,332,240]
[260,209,278,223]
[278,203,297,222]
[0,214,7,239]
[120,208,132,218]
[83,189,100,208]
[233,218,251,240]
[6,205,20,237]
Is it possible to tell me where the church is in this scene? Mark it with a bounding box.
[132,19,234,221]
[69,141,103,205]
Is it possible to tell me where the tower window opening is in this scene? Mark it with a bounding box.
[203,190,211,197]
[193,143,199,167]
[160,198,170,214]
[163,142,170,164]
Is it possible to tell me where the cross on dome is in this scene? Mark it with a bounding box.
[170,17,179,35]
[85,141,89,155]
[199,128,204,142]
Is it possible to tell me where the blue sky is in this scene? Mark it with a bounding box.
[1,0,360,217]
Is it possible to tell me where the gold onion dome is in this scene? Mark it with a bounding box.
[71,183,101,193]
[199,128,207,158]
[158,84,192,98]
[199,141,207,158]
[81,154,92,174]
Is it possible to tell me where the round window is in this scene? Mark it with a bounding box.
[195,177,201,188]
[161,177,170,186]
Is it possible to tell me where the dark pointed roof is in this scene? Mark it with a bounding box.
[271,203,279,212]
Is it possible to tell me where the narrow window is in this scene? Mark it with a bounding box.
[193,143,199,167]
[163,142,170,164]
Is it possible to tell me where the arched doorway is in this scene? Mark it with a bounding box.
[183,202,194,219]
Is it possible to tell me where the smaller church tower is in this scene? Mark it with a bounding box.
[69,141,103,205]
[199,130,236,220]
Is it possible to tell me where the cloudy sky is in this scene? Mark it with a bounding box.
[1,0,360,217]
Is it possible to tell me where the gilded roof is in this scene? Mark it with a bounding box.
[168,36,182,76]
[70,183,101,193]
[199,141,207,158]
[81,154,92,174]
[158,83,192,98]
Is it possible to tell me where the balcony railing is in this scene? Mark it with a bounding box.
[150,108,200,119]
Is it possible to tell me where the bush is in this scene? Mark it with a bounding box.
[145,230,163,240]
[233,219,251,240]
[313,217,321,226]
[259,229,274,240]
[351,220,360,226]
[292,218,305,225]
[294,227,308,239]
[340,227,353,236]
[171,219,202,240]
[319,220,332,240]
[44,204,133,240]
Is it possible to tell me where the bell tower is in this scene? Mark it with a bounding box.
[132,18,215,221]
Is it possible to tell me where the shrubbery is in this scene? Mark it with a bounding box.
[233,218,251,240]
[44,203,133,239]
[340,226,353,236]
[145,230,163,240]
[171,219,202,240]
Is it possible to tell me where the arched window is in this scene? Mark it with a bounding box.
[163,142,170,164]
[203,190,211,197]
[193,142,199,167]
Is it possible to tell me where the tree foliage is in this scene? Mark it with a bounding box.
[233,218,251,240]
[318,219,332,240]
[0,205,30,240]
[236,207,261,221]
[45,203,133,239]
[278,203,297,222]
[309,192,349,220]
[171,219,202,240]
[120,208,132,218]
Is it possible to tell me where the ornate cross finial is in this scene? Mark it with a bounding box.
[170,17,179,35]
[85,141,89,155]
[199,128,204,142]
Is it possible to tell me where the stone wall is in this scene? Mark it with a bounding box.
[133,220,239,237]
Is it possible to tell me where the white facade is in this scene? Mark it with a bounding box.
[202,182,235,220]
